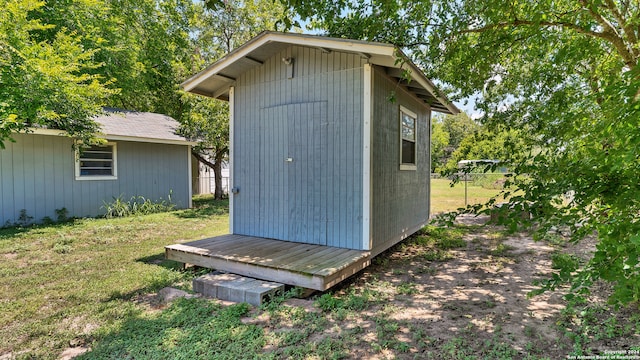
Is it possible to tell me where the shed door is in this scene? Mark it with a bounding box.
[255,102,328,245]
[287,102,328,245]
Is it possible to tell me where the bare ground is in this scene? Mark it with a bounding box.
[246,215,639,359]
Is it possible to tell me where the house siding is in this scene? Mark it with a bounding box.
[0,133,190,225]
[232,45,367,250]
[371,67,432,256]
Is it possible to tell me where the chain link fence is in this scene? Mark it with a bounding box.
[430,172,511,214]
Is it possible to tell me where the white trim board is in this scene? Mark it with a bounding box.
[228,86,235,234]
[187,145,193,209]
[362,64,373,250]
[28,128,196,146]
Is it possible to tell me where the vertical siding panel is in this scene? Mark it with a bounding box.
[371,68,430,254]
[233,87,242,232]
[30,135,43,221]
[13,134,27,220]
[244,82,253,235]
[331,53,340,247]
[52,137,65,215]
[63,139,75,217]
[319,101,328,245]
[313,101,322,244]
[1,138,15,224]
[277,105,285,239]
[237,82,246,233]
[41,135,55,219]
[339,53,348,248]
[258,109,267,237]
[325,52,334,246]
[319,52,328,246]
[240,82,249,234]
[250,74,259,235]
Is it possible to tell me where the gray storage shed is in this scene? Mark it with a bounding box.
[168,32,460,290]
[0,108,195,226]
[182,31,459,255]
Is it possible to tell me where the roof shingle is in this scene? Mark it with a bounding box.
[95,108,191,144]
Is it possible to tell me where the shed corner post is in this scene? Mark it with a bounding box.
[188,145,193,208]
[363,64,373,250]
[426,106,432,220]
[229,86,235,234]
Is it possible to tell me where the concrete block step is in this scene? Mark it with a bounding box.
[193,271,284,306]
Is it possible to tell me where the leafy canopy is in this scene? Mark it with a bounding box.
[0,0,114,147]
[284,0,640,306]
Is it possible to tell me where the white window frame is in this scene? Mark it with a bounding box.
[400,105,417,171]
[75,142,118,181]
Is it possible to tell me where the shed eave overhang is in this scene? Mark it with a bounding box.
[182,31,459,115]
[27,128,197,146]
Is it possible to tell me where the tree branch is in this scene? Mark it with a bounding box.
[462,18,637,68]
[578,0,637,67]
[602,0,638,57]
[191,150,216,169]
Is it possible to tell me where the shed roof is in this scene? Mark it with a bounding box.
[94,108,195,145]
[181,31,459,115]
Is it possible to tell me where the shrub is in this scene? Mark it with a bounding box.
[102,192,176,218]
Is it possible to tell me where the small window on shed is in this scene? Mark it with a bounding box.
[400,106,417,170]
[75,143,117,180]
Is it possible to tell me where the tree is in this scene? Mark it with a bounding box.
[430,120,449,173]
[180,0,290,199]
[441,128,529,173]
[283,0,640,305]
[178,94,229,200]
[431,113,481,172]
[1,0,198,147]
[0,0,114,147]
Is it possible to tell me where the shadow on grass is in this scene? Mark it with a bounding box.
[136,253,184,271]
[175,196,229,219]
[0,219,79,241]
[0,226,32,240]
[77,298,263,359]
[107,256,212,302]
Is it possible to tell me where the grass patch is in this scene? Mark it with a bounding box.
[556,299,640,356]
[411,225,467,262]
[3,194,639,359]
[79,298,262,359]
[431,178,505,214]
[0,196,229,358]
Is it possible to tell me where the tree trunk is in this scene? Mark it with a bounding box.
[191,150,226,200]
[213,153,224,200]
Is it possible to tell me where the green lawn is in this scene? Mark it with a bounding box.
[2,193,637,359]
[0,196,229,359]
[1,186,489,358]
[430,178,504,214]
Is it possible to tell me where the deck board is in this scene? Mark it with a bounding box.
[165,234,371,290]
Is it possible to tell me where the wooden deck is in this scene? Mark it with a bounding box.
[165,235,371,291]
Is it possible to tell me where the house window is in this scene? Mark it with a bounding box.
[75,143,117,180]
[400,106,417,170]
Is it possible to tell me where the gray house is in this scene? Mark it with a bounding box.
[0,108,195,226]
[167,32,459,290]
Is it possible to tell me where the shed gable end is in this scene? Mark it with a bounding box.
[231,45,367,249]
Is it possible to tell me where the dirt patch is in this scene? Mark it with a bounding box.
[59,346,90,360]
[264,215,576,358]
[354,216,566,357]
